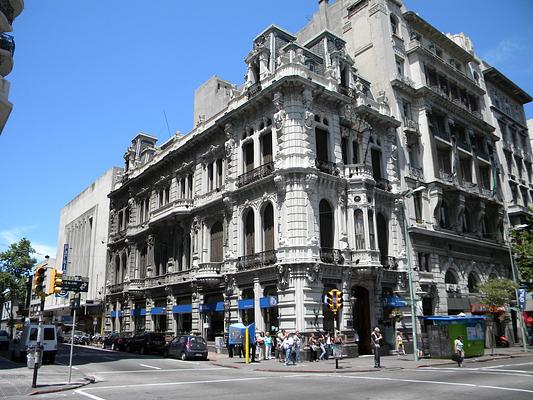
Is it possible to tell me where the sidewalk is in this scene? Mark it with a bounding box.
[0,353,92,397]
[208,347,533,373]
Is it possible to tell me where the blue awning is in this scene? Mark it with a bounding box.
[385,296,408,308]
[172,304,192,314]
[238,299,254,310]
[199,301,225,313]
[260,296,278,309]
[110,311,124,318]
[150,307,166,315]
[131,308,146,317]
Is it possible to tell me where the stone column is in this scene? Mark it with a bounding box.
[191,284,201,334]
[145,295,153,331]
[166,289,175,335]
[147,234,155,277]
[253,278,264,332]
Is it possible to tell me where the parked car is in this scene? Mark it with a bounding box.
[10,324,58,363]
[103,332,131,351]
[164,335,208,361]
[126,332,166,355]
[0,330,10,350]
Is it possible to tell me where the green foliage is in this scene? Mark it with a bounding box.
[478,278,518,307]
[511,221,533,289]
[0,238,37,304]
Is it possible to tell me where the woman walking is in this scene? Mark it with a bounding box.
[371,327,383,368]
[264,332,273,360]
[453,335,464,367]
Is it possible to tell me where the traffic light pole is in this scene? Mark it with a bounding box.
[31,298,45,388]
[68,293,78,384]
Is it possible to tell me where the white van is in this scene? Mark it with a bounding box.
[11,324,58,364]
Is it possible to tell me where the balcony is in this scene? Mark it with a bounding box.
[381,256,398,270]
[456,136,471,152]
[403,119,419,134]
[345,163,373,180]
[151,198,194,222]
[315,159,339,176]
[196,262,223,287]
[236,250,277,271]
[432,127,451,142]
[375,178,392,191]
[338,83,357,100]
[319,248,344,265]
[246,82,262,99]
[391,74,416,91]
[406,164,424,181]
[236,161,274,188]
[107,283,124,294]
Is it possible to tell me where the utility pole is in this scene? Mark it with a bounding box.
[68,293,80,384]
[31,297,45,388]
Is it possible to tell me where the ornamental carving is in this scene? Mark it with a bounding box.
[277,265,290,289]
[273,91,286,132]
[307,263,321,283]
[224,275,236,297]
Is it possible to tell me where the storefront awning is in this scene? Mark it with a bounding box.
[385,296,407,308]
[199,302,224,313]
[110,311,124,318]
[150,307,166,315]
[260,296,278,309]
[238,299,254,310]
[131,308,146,317]
[172,304,192,314]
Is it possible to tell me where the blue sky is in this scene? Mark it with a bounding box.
[0,0,532,260]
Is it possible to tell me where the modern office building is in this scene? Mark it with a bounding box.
[0,0,23,134]
[43,167,122,333]
[104,0,531,352]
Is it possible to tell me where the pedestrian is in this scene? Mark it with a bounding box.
[453,335,464,367]
[264,331,273,359]
[325,331,332,359]
[294,331,302,363]
[277,329,286,363]
[283,333,295,366]
[256,331,265,361]
[371,327,383,368]
[318,334,327,360]
[309,332,319,362]
[396,331,406,356]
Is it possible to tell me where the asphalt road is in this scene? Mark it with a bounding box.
[7,345,533,400]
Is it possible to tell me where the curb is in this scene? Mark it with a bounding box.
[29,376,95,396]
[254,367,379,374]
[415,353,531,368]
[210,362,241,369]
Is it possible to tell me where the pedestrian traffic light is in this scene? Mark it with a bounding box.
[48,268,63,295]
[33,266,47,296]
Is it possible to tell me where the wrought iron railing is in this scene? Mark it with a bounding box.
[407,164,424,180]
[319,248,344,264]
[315,159,339,176]
[0,33,14,55]
[236,161,274,188]
[381,256,398,270]
[236,250,277,270]
[247,82,262,99]
[0,0,14,24]
[338,84,356,99]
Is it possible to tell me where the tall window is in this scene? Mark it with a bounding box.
[354,210,365,250]
[368,210,375,250]
[341,138,348,165]
[216,159,223,189]
[390,15,399,36]
[263,203,274,251]
[315,128,329,162]
[352,141,359,164]
[139,247,147,278]
[438,201,450,229]
[371,148,383,181]
[244,209,255,255]
[243,142,254,173]
[210,222,223,262]
[468,272,479,293]
[319,200,334,248]
[261,132,273,164]
[413,192,423,222]
[207,163,214,191]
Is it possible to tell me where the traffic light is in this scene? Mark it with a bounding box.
[327,289,343,314]
[335,290,343,310]
[48,268,64,295]
[326,292,334,309]
[33,266,47,296]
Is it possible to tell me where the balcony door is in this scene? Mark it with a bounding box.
[261,132,273,164]
[315,128,329,162]
[263,203,274,251]
[244,210,255,256]
[210,222,223,262]
[319,200,334,248]
[243,142,254,173]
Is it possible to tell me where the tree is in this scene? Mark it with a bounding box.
[511,222,533,290]
[0,238,37,336]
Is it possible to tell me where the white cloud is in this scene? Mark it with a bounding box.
[0,226,56,262]
[482,39,524,66]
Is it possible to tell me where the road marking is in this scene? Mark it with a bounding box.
[94,367,225,374]
[484,361,533,369]
[79,376,268,391]
[339,374,533,394]
[75,389,107,400]
[139,363,162,370]
[417,367,533,378]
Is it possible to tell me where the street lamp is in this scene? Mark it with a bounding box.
[398,185,426,362]
[505,216,529,352]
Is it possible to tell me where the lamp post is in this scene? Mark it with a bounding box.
[398,185,425,362]
[504,213,529,352]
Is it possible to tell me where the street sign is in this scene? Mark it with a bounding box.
[61,276,89,293]
[518,288,527,312]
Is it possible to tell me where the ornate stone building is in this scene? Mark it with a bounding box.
[0,0,23,134]
[105,0,531,351]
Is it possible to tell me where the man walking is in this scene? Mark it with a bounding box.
[371,327,383,368]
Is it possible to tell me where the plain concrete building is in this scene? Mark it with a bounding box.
[0,0,22,134]
[43,167,122,333]
[104,0,531,353]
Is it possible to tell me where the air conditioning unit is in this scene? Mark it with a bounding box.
[446,283,458,292]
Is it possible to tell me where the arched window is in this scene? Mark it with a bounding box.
[263,203,275,251]
[210,222,224,262]
[319,200,334,248]
[468,272,480,293]
[390,15,399,36]
[354,210,365,250]
[445,270,458,284]
[244,209,255,255]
